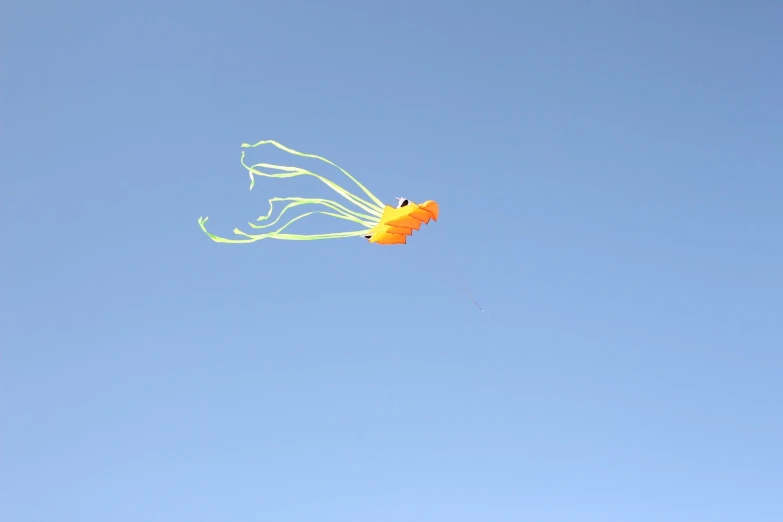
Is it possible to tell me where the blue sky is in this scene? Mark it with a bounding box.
[2,1,781,520]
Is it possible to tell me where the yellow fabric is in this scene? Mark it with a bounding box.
[366,201,439,244]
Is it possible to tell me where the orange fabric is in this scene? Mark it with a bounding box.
[366,200,439,244]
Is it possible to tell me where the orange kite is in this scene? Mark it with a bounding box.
[363,198,439,244]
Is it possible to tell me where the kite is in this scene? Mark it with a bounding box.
[198,140,438,245]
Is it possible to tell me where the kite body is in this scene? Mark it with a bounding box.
[364,198,439,244]
[199,140,438,246]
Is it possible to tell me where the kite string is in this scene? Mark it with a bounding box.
[452,253,491,318]
[453,265,490,319]
[418,224,490,318]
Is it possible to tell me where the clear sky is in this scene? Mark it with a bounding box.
[2,1,781,521]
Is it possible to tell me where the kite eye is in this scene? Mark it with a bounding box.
[363,234,372,240]
[396,198,409,208]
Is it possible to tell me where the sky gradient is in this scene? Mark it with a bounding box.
[2,1,782,521]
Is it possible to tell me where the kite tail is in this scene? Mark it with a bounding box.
[199,140,387,243]
[241,140,385,217]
